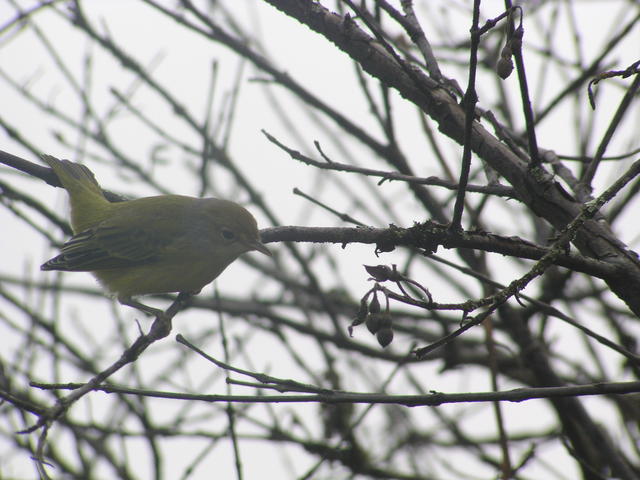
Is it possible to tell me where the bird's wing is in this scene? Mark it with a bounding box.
[41,204,190,272]
[42,225,164,271]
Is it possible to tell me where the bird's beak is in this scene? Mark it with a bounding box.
[250,240,272,257]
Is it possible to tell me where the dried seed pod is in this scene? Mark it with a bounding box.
[366,313,382,334]
[378,312,392,329]
[351,298,368,327]
[376,328,394,348]
[511,27,523,51]
[364,264,392,281]
[369,293,381,314]
[497,57,514,79]
[500,43,512,59]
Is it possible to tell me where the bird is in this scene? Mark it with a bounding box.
[40,155,271,317]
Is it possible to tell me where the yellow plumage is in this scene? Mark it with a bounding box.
[40,155,271,315]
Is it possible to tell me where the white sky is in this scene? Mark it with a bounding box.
[1,1,639,478]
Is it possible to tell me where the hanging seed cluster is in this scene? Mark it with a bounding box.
[348,265,433,349]
[349,291,394,348]
[497,18,523,79]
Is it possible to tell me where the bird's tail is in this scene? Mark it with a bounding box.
[42,155,108,232]
[42,155,103,197]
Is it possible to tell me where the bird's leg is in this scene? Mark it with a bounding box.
[117,295,167,320]
[118,295,175,339]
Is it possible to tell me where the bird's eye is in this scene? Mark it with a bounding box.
[221,229,236,241]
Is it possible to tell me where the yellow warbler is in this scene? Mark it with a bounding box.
[40,155,271,316]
